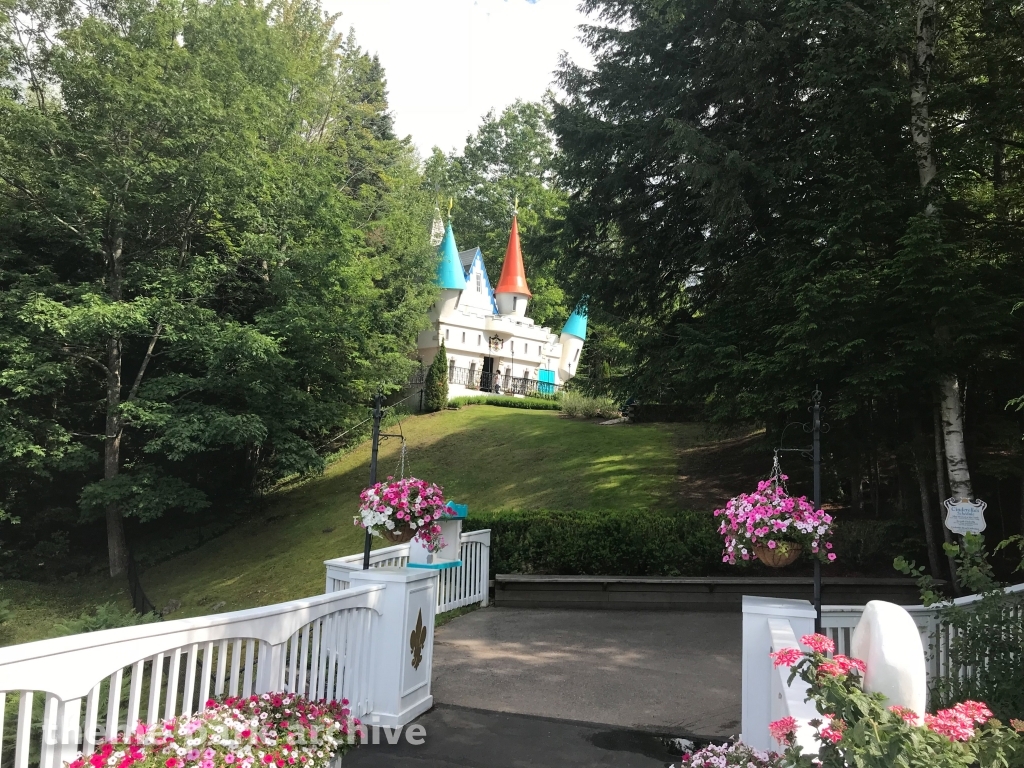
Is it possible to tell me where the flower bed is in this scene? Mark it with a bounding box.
[354,476,449,552]
[766,633,1024,766]
[69,694,360,768]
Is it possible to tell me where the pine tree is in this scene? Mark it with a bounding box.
[423,342,449,412]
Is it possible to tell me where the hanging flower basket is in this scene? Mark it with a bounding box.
[381,527,416,544]
[713,456,836,567]
[754,542,803,568]
[354,476,451,553]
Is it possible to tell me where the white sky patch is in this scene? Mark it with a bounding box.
[326,0,595,156]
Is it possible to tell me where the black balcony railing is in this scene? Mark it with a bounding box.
[449,365,560,396]
[406,365,560,397]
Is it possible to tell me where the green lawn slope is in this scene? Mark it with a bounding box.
[3,407,732,645]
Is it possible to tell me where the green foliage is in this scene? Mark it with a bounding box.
[559,391,620,419]
[447,395,560,410]
[783,643,1024,768]
[52,602,160,636]
[0,599,11,626]
[896,535,1024,719]
[931,591,1024,721]
[423,342,449,412]
[463,508,723,577]
[551,0,1024,525]
[0,0,436,571]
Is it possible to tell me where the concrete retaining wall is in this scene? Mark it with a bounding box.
[493,575,926,611]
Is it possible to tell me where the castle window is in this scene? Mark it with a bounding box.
[445,328,449,341]
[462,331,466,343]
[513,296,518,311]
[448,359,455,381]
[510,340,514,353]
[573,349,580,362]
[477,334,481,345]
[524,343,528,355]
[476,272,482,292]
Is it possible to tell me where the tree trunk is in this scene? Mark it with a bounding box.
[912,0,975,507]
[933,400,960,594]
[105,234,129,577]
[912,426,944,579]
[1019,458,1024,535]
[911,0,938,210]
[938,376,973,500]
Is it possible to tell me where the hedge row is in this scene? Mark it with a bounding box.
[462,508,724,576]
[461,509,927,577]
[448,396,560,410]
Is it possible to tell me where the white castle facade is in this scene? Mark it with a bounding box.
[415,216,588,398]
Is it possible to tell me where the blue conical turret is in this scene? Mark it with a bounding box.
[561,306,588,340]
[436,222,467,290]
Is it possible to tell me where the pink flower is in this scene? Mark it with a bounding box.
[827,553,837,561]
[770,647,803,667]
[888,705,918,723]
[924,701,990,741]
[957,700,993,724]
[801,633,835,654]
[832,654,866,674]
[819,715,845,744]
[769,716,797,745]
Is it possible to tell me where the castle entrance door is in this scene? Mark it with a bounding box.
[482,356,495,392]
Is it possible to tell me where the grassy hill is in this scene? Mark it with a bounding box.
[3,406,750,646]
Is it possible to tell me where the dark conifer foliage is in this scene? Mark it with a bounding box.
[552,0,1024,558]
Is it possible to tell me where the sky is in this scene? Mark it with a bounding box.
[326,0,596,157]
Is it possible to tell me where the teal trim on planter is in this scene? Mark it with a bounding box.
[407,559,462,570]
[445,501,468,518]
[561,307,588,339]
[436,223,467,290]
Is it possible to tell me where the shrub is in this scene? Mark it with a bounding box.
[771,632,1024,768]
[422,341,449,412]
[559,391,619,419]
[52,602,160,636]
[448,395,560,410]
[463,508,723,577]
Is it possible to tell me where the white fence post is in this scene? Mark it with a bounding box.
[346,567,438,728]
[741,595,816,752]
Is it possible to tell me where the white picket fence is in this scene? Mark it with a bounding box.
[0,567,440,768]
[820,582,1024,683]
[324,529,491,613]
[743,583,1024,753]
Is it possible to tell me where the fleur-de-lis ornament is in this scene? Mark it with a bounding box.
[409,609,427,670]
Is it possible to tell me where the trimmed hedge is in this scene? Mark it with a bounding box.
[462,508,723,577]
[448,395,560,411]
[461,509,927,578]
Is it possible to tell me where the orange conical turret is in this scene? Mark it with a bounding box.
[494,216,532,298]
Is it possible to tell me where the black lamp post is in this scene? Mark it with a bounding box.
[779,388,826,632]
[361,389,406,569]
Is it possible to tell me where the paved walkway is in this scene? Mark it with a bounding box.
[346,607,741,766]
[430,607,741,738]
[343,704,684,767]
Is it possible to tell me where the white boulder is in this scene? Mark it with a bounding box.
[850,600,926,721]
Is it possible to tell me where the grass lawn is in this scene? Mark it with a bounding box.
[3,406,741,646]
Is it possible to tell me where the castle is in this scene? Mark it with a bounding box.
[415,215,587,397]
